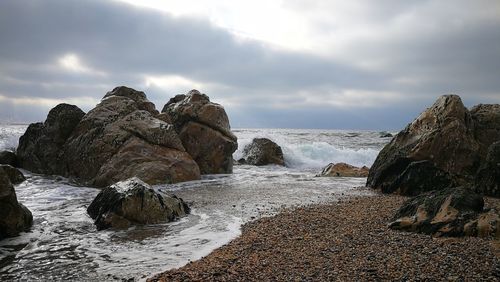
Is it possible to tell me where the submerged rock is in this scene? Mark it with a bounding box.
[241,138,285,166]
[475,141,500,197]
[317,163,369,177]
[162,90,238,174]
[367,95,500,196]
[0,151,18,167]
[388,187,499,237]
[0,166,32,240]
[87,177,189,230]
[379,132,393,138]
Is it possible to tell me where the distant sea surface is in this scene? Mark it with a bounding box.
[0,124,390,281]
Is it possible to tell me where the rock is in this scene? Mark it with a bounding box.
[475,141,500,197]
[0,151,18,167]
[17,103,86,174]
[162,90,238,174]
[388,187,492,237]
[470,104,500,155]
[367,95,483,194]
[464,209,500,238]
[381,160,456,196]
[0,166,32,239]
[316,163,369,177]
[379,132,393,138]
[18,86,201,187]
[87,177,189,230]
[0,165,25,184]
[242,138,285,166]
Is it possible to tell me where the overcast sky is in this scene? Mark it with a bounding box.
[1,0,499,129]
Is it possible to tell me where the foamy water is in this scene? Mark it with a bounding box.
[0,126,390,281]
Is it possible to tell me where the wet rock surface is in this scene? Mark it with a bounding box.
[317,162,369,177]
[0,166,32,240]
[162,90,237,174]
[87,177,189,230]
[150,194,500,281]
[0,151,18,167]
[241,138,285,166]
[0,165,25,185]
[368,95,500,195]
[475,141,500,197]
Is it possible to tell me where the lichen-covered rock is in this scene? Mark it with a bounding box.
[87,177,189,230]
[0,151,18,167]
[475,141,500,197]
[0,165,25,184]
[17,103,85,174]
[0,166,32,239]
[316,163,369,177]
[381,160,456,196]
[162,90,238,174]
[388,187,492,237]
[367,95,483,194]
[241,138,285,166]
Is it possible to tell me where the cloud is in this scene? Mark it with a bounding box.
[0,0,499,129]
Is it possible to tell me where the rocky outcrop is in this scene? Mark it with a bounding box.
[162,90,237,174]
[0,166,32,239]
[367,95,500,195]
[316,162,369,177]
[240,138,285,166]
[0,165,26,184]
[0,151,18,167]
[388,187,498,238]
[17,86,202,187]
[17,104,85,174]
[475,141,500,197]
[87,177,189,230]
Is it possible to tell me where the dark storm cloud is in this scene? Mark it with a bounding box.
[0,0,499,129]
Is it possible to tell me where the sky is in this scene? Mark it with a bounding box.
[0,0,499,130]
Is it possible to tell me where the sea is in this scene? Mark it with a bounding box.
[0,124,390,281]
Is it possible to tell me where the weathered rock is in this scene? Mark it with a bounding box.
[367,95,482,194]
[162,90,238,174]
[0,166,32,239]
[470,104,500,155]
[464,208,500,238]
[388,187,493,237]
[17,103,85,174]
[381,160,456,196]
[0,165,25,184]
[316,162,369,177]
[87,177,189,230]
[242,138,285,166]
[475,141,500,197]
[17,86,201,187]
[0,151,18,167]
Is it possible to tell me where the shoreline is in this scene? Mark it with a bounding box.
[149,192,500,281]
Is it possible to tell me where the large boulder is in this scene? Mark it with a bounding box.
[17,103,85,174]
[475,141,500,197]
[470,104,500,155]
[0,151,18,167]
[388,187,498,237]
[0,166,32,240]
[367,95,490,194]
[17,86,201,187]
[316,162,369,177]
[87,177,189,230]
[241,138,285,166]
[0,165,26,184]
[162,90,238,174]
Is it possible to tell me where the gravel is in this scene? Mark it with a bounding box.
[149,193,500,281]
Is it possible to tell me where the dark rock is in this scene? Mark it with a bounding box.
[379,132,393,138]
[0,165,25,184]
[17,103,85,174]
[162,89,238,174]
[0,151,18,167]
[87,177,189,230]
[0,166,32,240]
[242,138,285,166]
[381,160,456,196]
[316,163,369,177]
[367,95,482,194]
[475,141,500,197]
[389,187,489,237]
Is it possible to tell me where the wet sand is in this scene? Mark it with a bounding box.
[149,193,500,281]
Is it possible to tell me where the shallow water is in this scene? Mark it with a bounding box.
[0,126,390,281]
